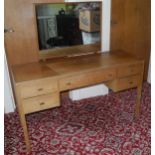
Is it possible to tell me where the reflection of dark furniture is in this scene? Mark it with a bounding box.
[56,14,83,46]
[47,37,68,47]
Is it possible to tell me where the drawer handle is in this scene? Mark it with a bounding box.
[66,82,71,85]
[129,81,133,85]
[38,88,43,91]
[40,102,45,105]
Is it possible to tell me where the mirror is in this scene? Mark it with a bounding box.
[35,2,101,58]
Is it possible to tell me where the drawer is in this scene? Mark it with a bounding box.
[108,75,141,92]
[22,93,60,114]
[59,68,116,91]
[117,63,142,78]
[20,78,58,99]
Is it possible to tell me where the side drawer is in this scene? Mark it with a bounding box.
[20,78,58,99]
[109,75,141,92]
[117,63,143,78]
[59,68,116,91]
[22,93,60,114]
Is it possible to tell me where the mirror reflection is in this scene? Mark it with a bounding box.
[35,3,101,51]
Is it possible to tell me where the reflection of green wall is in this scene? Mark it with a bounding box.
[36,4,74,16]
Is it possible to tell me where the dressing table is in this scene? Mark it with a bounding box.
[11,50,144,150]
[4,0,151,151]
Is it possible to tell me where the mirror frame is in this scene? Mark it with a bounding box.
[32,0,102,60]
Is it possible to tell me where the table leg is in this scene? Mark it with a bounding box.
[16,87,31,151]
[135,84,143,117]
[135,61,144,118]
[19,112,31,151]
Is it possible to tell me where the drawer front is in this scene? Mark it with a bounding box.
[22,93,60,114]
[59,68,116,91]
[20,78,58,99]
[115,75,141,91]
[117,63,142,78]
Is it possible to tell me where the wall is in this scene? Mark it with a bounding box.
[147,56,151,83]
[4,54,15,113]
[36,4,66,16]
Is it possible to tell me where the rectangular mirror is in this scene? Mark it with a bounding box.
[35,2,101,59]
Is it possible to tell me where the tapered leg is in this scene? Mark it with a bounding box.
[15,87,31,151]
[19,112,31,151]
[135,61,145,118]
[135,84,143,118]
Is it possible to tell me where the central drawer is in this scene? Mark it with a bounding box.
[59,68,116,91]
[22,93,60,114]
[20,78,58,99]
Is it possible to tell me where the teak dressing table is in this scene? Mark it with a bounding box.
[11,50,144,150]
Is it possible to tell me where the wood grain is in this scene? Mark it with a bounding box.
[12,51,144,82]
[12,50,145,151]
[39,43,101,60]
[110,0,125,50]
[59,68,116,91]
[117,63,143,78]
[19,78,58,98]
[4,0,39,66]
[14,85,31,151]
[111,0,151,80]
[107,75,141,92]
[23,93,60,114]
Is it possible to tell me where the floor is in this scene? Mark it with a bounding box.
[4,83,151,155]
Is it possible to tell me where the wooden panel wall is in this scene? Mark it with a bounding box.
[111,0,151,80]
[110,0,125,50]
[4,0,39,66]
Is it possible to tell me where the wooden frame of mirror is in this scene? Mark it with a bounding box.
[32,0,102,60]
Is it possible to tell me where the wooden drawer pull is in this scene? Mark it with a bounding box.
[40,102,45,105]
[129,81,133,84]
[38,88,43,91]
[66,82,71,85]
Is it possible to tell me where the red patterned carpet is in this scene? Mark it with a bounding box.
[5,83,151,155]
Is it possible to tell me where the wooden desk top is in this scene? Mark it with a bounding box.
[12,50,144,152]
[12,50,143,83]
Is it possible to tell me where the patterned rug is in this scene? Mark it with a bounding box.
[4,83,151,155]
